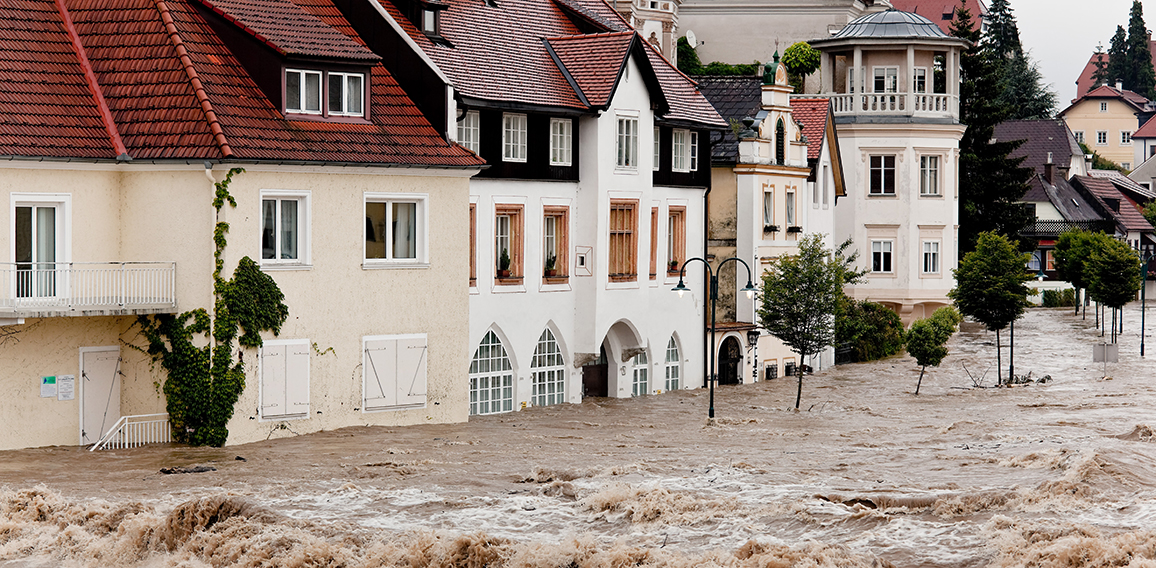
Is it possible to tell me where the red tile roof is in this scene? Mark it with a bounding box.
[547,32,634,108]
[887,0,987,34]
[194,0,379,61]
[552,0,631,32]
[1074,43,1156,100]
[1,0,483,166]
[1135,115,1156,139]
[789,98,830,161]
[1074,175,1154,233]
[642,41,725,129]
[1060,84,1150,116]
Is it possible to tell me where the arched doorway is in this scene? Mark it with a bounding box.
[717,336,742,385]
[581,342,609,398]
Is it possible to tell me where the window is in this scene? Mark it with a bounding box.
[812,179,819,206]
[914,68,927,93]
[1123,162,1132,170]
[1100,101,1109,112]
[260,339,310,420]
[363,334,428,411]
[1122,131,1133,145]
[503,113,527,162]
[458,111,480,154]
[763,188,774,227]
[1074,131,1085,144]
[873,67,898,92]
[922,241,940,274]
[920,155,940,195]
[261,192,308,265]
[1097,131,1108,145]
[469,331,513,415]
[550,118,572,166]
[495,205,524,280]
[365,194,426,264]
[869,155,896,195]
[785,190,795,226]
[653,127,660,171]
[531,329,566,407]
[650,207,658,279]
[328,72,364,116]
[631,351,648,396]
[609,200,638,281]
[616,116,639,168]
[664,337,680,391]
[422,9,437,34]
[672,129,698,172]
[1046,249,1056,271]
[668,206,685,273]
[13,198,66,299]
[775,119,785,165]
[286,69,322,114]
[822,164,829,207]
[871,240,893,273]
[543,206,568,279]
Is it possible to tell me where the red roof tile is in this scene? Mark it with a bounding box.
[888,0,986,34]
[547,32,633,108]
[195,0,378,61]
[1061,84,1150,116]
[1074,175,1154,233]
[1074,42,1156,100]
[1135,115,1156,139]
[641,41,725,128]
[551,0,630,32]
[789,98,830,161]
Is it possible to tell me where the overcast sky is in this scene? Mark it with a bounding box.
[1014,0,1155,108]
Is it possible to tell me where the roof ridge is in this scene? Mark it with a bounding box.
[153,0,232,158]
[546,30,634,40]
[55,0,129,160]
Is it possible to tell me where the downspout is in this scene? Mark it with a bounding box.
[702,162,711,395]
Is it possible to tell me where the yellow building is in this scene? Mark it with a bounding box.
[1059,84,1149,171]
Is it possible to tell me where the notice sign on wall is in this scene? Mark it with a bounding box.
[40,376,56,398]
[57,375,75,401]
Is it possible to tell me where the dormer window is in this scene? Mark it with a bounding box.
[286,69,322,114]
[285,68,367,119]
[328,72,364,116]
[422,9,437,34]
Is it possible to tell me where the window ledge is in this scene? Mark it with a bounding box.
[919,272,944,279]
[469,285,480,295]
[867,193,898,198]
[606,280,640,290]
[492,282,527,293]
[543,276,569,285]
[614,167,639,175]
[540,282,572,293]
[919,194,944,198]
[869,272,897,278]
[259,413,309,422]
[261,263,313,272]
[496,276,524,285]
[363,403,425,413]
[362,261,430,270]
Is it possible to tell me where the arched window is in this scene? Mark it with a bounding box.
[469,331,513,415]
[775,118,786,165]
[531,329,565,407]
[664,337,680,391]
[632,351,649,396]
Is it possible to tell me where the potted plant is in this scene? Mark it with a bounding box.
[544,254,557,277]
[786,225,803,233]
[669,259,680,273]
[764,224,779,233]
[498,248,511,278]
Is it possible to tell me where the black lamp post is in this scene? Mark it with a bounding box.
[1142,248,1153,357]
[672,257,757,418]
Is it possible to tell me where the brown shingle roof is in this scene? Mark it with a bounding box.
[993,119,1081,176]
[547,32,634,108]
[1073,175,1154,233]
[195,0,379,61]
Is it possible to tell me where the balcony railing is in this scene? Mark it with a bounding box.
[1,262,176,316]
[803,92,958,119]
[1019,220,1116,238]
[89,413,172,451]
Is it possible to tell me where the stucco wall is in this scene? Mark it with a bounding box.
[1063,98,1141,170]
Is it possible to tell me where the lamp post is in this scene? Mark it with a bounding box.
[1142,248,1153,357]
[746,328,762,382]
[672,257,757,418]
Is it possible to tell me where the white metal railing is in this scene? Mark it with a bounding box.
[89,413,172,451]
[810,93,957,119]
[0,262,176,315]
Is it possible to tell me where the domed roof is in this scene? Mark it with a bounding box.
[830,9,951,40]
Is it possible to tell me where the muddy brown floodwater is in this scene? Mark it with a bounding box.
[3,305,1156,568]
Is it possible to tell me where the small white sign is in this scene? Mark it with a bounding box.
[57,375,75,401]
[40,376,56,398]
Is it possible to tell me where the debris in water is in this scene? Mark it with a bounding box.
[159,466,216,475]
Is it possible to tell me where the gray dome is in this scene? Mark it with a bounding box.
[830,9,950,40]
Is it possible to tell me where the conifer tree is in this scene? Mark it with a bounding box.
[1126,0,1155,98]
[985,0,1021,59]
[997,51,1056,120]
[1107,25,1129,87]
[1090,44,1109,92]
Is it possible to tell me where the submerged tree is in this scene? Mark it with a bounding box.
[906,306,963,394]
[759,233,842,410]
[949,232,1032,385]
[1087,236,1142,343]
[1054,229,1097,317]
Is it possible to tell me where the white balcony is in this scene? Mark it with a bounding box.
[1,262,177,317]
[805,92,958,120]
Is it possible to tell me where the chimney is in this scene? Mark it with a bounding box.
[1117,80,1124,91]
[1044,151,1054,184]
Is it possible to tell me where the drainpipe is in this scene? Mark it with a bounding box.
[703,166,711,395]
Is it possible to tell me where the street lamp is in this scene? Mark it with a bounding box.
[672,257,757,418]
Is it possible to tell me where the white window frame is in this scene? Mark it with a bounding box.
[1097,131,1108,146]
[922,240,940,274]
[913,67,927,93]
[502,113,528,163]
[1122,130,1133,145]
[785,190,796,226]
[543,215,557,269]
[260,190,311,269]
[871,240,893,273]
[422,9,437,34]
[873,66,898,93]
[286,69,323,115]
[653,126,660,171]
[10,193,71,300]
[259,338,310,421]
[327,72,365,117]
[664,336,680,391]
[869,155,896,195]
[457,110,480,153]
[689,131,698,171]
[1100,101,1109,112]
[363,192,429,268]
[616,115,639,169]
[530,328,566,407]
[469,331,514,415]
[1074,130,1085,144]
[763,189,774,226]
[631,351,649,396]
[549,118,572,166]
[363,333,428,412]
[919,155,940,196]
[672,129,687,171]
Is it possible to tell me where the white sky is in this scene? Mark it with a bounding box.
[1014,0,1156,108]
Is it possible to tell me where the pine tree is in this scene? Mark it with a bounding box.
[953,5,1034,255]
[1126,0,1155,98]
[997,50,1057,119]
[1090,43,1109,92]
[985,0,1021,59]
[1108,25,1128,87]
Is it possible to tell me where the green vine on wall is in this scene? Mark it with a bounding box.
[137,168,289,447]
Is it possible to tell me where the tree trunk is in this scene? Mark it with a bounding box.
[996,328,1002,386]
[916,365,925,395]
[1009,319,1015,381]
[1112,308,1117,344]
[794,356,804,410]
[1076,288,1081,316]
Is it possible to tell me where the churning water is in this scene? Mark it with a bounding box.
[3,304,1156,567]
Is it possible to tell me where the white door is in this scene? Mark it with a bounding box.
[80,347,120,445]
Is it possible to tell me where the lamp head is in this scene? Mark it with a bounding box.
[741,280,757,299]
[672,279,688,298]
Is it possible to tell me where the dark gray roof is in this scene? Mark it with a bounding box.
[993,119,1081,177]
[697,75,762,164]
[1024,174,1103,222]
[829,9,950,40]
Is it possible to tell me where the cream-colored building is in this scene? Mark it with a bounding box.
[1059,84,1149,172]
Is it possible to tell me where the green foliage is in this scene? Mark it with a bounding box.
[985,0,1022,59]
[137,168,289,447]
[1127,0,1156,99]
[906,307,962,394]
[836,300,905,363]
[1108,25,1129,88]
[1078,143,1127,172]
[950,232,1033,333]
[1041,288,1078,307]
[1090,44,1109,93]
[758,233,842,409]
[782,42,820,92]
[676,37,760,76]
[996,51,1056,120]
[499,248,511,271]
[545,254,556,271]
[1142,201,1156,228]
[1087,236,1143,308]
[1054,229,1097,292]
[676,36,702,74]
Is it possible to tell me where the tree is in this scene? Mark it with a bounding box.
[1143,201,1156,228]
[906,307,962,394]
[1107,25,1129,87]
[1126,0,1156,98]
[997,51,1057,119]
[953,5,1035,255]
[837,300,905,362]
[949,232,1033,385]
[758,233,842,410]
[677,36,702,75]
[1054,229,1098,317]
[1087,236,1142,342]
[782,42,821,93]
[985,0,1021,60]
[1090,44,1109,92]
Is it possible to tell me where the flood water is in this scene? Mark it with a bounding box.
[3,304,1156,567]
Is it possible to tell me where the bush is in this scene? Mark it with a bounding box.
[1041,288,1076,307]
[836,300,905,362]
